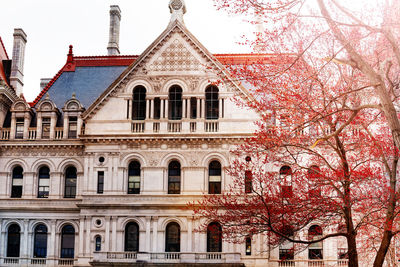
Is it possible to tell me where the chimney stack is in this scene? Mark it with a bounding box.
[10,28,27,96]
[107,5,121,55]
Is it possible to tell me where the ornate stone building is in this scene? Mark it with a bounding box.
[0,1,349,266]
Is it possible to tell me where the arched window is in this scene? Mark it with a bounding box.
[245,171,252,193]
[11,166,23,198]
[207,222,222,252]
[209,161,221,194]
[128,161,141,194]
[64,166,77,198]
[279,166,292,198]
[132,86,147,120]
[61,225,75,258]
[169,85,182,120]
[34,224,48,258]
[7,224,20,257]
[95,236,101,252]
[308,225,323,259]
[125,222,139,252]
[205,86,219,119]
[168,161,181,194]
[165,222,180,252]
[38,166,50,198]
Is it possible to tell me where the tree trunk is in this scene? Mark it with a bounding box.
[347,232,359,267]
[373,230,392,267]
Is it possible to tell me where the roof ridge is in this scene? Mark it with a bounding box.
[0,37,9,59]
[74,55,139,59]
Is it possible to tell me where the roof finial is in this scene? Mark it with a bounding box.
[169,0,186,25]
[67,45,74,63]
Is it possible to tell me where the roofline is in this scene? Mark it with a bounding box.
[0,37,9,60]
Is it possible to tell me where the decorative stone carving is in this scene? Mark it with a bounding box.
[149,39,204,72]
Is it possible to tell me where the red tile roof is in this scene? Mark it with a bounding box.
[0,37,10,86]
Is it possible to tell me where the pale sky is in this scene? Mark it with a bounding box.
[0,0,254,101]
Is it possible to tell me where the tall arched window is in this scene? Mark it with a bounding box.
[308,165,321,197]
[64,166,77,198]
[61,225,75,258]
[125,222,139,252]
[7,224,20,257]
[165,222,180,252]
[207,222,222,252]
[205,85,219,119]
[38,166,50,198]
[168,161,181,194]
[209,161,221,194]
[279,225,294,260]
[95,236,101,252]
[34,224,48,258]
[308,225,323,259]
[245,236,252,255]
[279,166,292,198]
[169,85,182,120]
[11,166,23,198]
[128,161,141,194]
[132,86,147,120]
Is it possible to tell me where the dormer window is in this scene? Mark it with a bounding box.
[15,118,24,139]
[132,86,146,120]
[41,118,51,139]
[205,85,219,120]
[68,117,77,138]
[169,85,183,120]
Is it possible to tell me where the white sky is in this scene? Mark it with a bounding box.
[0,0,254,101]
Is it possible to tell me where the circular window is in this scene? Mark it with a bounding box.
[96,219,102,226]
[245,156,252,162]
[94,218,103,228]
[99,157,105,163]
[171,0,183,10]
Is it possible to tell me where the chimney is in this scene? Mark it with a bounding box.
[40,78,52,91]
[10,28,27,96]
[107,5,121,55]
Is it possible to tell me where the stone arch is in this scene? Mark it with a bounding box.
[29,220,50,233]
[201,153,229,168]
[5,159,28,173]
[57,158,84,174]
[160,153,187,168]
[162,79,189,94]
[120,217,145,232]
[56,220,79,234]
[198,78,225,93]
[126,79,153,94]
[31,159,56,173]
[159,217,187,232]
[121,153,147,168]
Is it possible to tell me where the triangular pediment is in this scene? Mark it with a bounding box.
[83,20,253,120]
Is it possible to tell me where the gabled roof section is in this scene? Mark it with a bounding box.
[82,20,255,120]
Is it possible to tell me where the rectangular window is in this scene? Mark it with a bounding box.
[154,97,161,119]
[68,117,77,139]
[128,175,140,194]
[38,178,50,198]
[97,171,104,194]
[245,237,252,255]
[209,175,221,194]
[42,118,51,139]
[15,118,24,139]
[245,170,252,193]
[11,178,23,198]
[190,97,197,119]
[279,248,294,260]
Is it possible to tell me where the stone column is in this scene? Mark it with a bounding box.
[21,219,29,258]
[150,99,154,119]
[196,99,201,118]
[146,217,151,252]
[0,219,3,257]
[164,100,169,119]
[160,99,165,119]
[85,217,92,255]
[10,113,16,139]
[219,98,223,118]
[201,98,205,118]
[79,218,85,257]
[187,217,192,252]
[63,115,68,139]
[152,217,158,252]
[182,98,187,118]
[187,98,191,118]
[48,220,56,258]
[36,113,42,139]
[111,217,117,251]
[23,113,30,139]
[77,116,83,137]
[49,113,57,139]
[105,216,111,252]
[146,99,150,119]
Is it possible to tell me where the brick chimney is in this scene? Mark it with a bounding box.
[107,5,121,55]
[10,28,27,97]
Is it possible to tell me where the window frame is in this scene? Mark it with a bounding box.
[208,161,222,194]
[165,222,181,252]
[207,222,222,252]
[124,222,139,252]
[11,166,23,198]
[132,86,147,120]
[64,166,77,198]
[168,85,183,120]
[38,166,50,198]
[168,161,181,194]
[60,225,75,259]
[205,86,219,120]
[33,224,48,258]
[97,171,104,194]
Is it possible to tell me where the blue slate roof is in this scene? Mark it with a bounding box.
[36,66,127,110]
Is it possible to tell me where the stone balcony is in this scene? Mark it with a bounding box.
[268,259,348,267]
[0,257,74,266]
[91,252,241,266]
